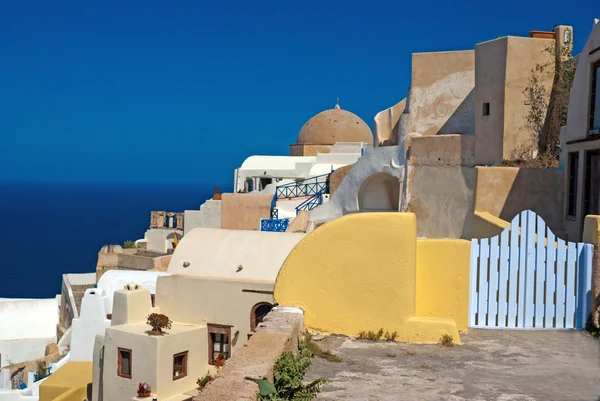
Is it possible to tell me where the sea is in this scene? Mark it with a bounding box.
[0,180,219,299]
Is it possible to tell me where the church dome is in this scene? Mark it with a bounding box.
[297,104,373,145]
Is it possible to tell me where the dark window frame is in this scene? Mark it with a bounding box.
[172,351,188,381]
[590,59,600,134]
[567,152,579,219]
[117,347,132,379]
[207,323,232,365]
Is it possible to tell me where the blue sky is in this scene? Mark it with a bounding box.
[0,1,594,185]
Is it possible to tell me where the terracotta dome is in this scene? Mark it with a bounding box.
[297,104,373,145]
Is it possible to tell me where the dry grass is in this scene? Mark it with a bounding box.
[499,153,559,168]
[357,329,398,341]
[439,334,454,347]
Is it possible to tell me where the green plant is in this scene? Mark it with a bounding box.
[521,40,575,160]
[439,334,454,347]
[585,314,600,338]
[246,336,326,400]
[146,313,172,335]
[197,372,213,387]
[123,240,136,249]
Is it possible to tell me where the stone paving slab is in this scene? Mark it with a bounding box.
[305,330,600,401]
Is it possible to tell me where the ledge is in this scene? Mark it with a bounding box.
[194,307,304,401]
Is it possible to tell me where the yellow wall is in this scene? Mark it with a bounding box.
[274,213,461,344]
[416,239,471,331]
[39,362,92,401]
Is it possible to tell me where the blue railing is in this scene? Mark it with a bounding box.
[260,218,290,232]
[295,191,325,214]
[274,174,330,200]
[269,173,331,218]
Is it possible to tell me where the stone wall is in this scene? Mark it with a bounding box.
[406,166,475,238]
[408,134,475,167]
[95,245,171,283]
[221,193,272,230]
[195,307,304,401]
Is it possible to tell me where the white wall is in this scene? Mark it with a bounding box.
[70,289,111,362]
[184,199,221,235]
[0,299,58,367]
[96,270,170,313]
[144,228,182,253]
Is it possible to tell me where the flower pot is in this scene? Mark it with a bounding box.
[138,391,151,397]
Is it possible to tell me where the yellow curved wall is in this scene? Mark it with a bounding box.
[416,239,470,331]
[39,362,92,401]
[274,213,462,343]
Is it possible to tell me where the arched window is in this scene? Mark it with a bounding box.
[250,302,273,331]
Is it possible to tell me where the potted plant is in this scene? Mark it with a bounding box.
[214,353,226,368]
[197,372,213,389]
[174,363,182,377]
[146,313,172,335]
[137,382,151,397]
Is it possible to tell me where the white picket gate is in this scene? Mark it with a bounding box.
[469,210,593,329]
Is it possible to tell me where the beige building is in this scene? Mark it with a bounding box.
[375,25,573,166]
[562,19,600,240]
[90,228,306,400]
[309,24,575,239]
[91,285,207,401]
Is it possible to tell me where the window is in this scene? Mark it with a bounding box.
[567,152,579,218]
[483,103,490,116]
[590,60,600,133]
[172,351,188,380]
[207,324,232,365]
[117,348,132,379]
[250,302,273,332]
[150,294,156,307]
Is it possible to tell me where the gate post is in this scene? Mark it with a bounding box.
[582,216,600,327]
[577,244,593,329]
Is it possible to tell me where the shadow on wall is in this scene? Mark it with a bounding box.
[472,167,565,238]
[437,88,475,135]
[358,172,400,212]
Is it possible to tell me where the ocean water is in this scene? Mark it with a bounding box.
[0,181,218,299]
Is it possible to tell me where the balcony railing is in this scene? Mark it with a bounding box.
[260,218,290,232]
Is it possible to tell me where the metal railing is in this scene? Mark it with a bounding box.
[295,192,325,214]
[260,218,290,232]
[274,174,330,200]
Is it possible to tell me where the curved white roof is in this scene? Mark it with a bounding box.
[168,228,305,282]
[240,155,316,170]
[96,270,171,313]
